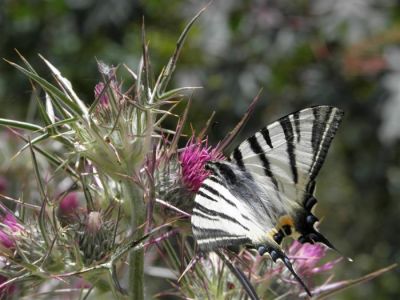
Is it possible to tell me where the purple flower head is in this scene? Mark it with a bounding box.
[0,274,16,297]
[0,231,13,249]
[179,138,224,192]
[94,82,109,108]
[59,192,79,216]
[0,212,23,250]
[288,240,341,276]
[57,192,82,226]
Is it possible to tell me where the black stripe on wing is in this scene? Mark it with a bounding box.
[279,116,298,184]
[247,135,279,188]
[193,203,250,231]
[192,208,218,221]
[309,106,344,181]
[293,110,301,142]
[213,161,238,185]
[192,225,252,249]
[192,225,245,238]
[260,127,273,148]
[200,183,237,207]
[233,148,246,171]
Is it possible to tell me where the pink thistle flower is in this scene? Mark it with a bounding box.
[287,241,341,276]
[57,192,83,226]
[59,192,80,216]
[0,212,23,250]
[0,231,14,249]
[94,82,109,108]
[0,274,16,297]
[179,138,224,192]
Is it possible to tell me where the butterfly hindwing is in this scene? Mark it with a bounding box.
[192,162,278,251]
[191,161,313,297]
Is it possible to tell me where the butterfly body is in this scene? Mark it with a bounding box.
[191,105,344,296]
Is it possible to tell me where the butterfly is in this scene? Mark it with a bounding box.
[191,105,344,296]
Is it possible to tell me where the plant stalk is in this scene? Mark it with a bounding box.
[125,180,145,300]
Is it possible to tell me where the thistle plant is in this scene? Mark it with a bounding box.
[0,8,395,300]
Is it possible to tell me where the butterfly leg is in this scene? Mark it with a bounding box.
[257,245,312,297]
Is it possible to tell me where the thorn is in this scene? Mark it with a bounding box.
[178,254,200,282]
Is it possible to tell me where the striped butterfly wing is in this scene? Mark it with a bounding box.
[230,105,344,247]
[191,106,342,297]
[191,161,277,251]
[191,161,314,296]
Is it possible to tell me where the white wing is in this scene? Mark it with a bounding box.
[191,165,278,251]
[230,106,343,208]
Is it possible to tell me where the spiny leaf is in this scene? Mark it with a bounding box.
[39,54,89,119]
[0,118,44,131]
[314,264,398,299]
[28,139,50,247]
[157,86,202,101]
[5,59,83,116]
[157,3,209,95]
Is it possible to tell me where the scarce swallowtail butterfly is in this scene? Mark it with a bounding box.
[191,105,344,296]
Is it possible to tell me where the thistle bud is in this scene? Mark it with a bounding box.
[77,211,113,265]
[57,192,82,226]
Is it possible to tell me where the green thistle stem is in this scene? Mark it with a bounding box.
[124,179,145,300]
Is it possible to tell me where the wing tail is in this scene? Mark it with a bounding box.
[258,244,312,297]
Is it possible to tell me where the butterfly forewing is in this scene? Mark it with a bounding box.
[231,106,344,205]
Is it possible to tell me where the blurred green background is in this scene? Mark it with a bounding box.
[1,0,400,298]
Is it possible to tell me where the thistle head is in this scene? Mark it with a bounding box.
[179,138,223,192]
[57,192,83,226]
[0,275,16,298]
[0,212,23,251]
[287,241,341,277]
[76,211,113,265]
[94,82,110,109]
